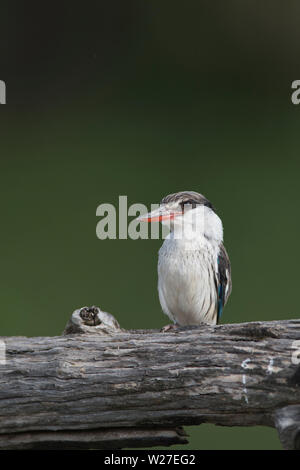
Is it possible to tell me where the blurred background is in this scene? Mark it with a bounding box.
[1,0,300,449]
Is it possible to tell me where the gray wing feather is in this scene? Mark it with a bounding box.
[218,243,232,304]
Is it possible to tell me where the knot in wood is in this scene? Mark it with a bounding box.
[79,306,101,326]
[63,306,121,335]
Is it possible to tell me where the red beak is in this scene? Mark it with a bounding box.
[138,207,182,223]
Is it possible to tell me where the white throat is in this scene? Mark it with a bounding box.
[165,206,223,248]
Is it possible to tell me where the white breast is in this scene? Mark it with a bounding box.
[158,236,219,326]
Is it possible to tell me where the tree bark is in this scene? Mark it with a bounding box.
[0,306,299,449]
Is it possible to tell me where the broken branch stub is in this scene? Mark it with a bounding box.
[63,306,122,335]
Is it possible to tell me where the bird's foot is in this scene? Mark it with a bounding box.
[160,323,179,333]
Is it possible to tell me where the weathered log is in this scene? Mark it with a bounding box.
[274,405,300,450]
[0,427,188,451]
[0,306,299,449]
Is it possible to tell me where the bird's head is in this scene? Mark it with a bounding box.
[138,191,223,242]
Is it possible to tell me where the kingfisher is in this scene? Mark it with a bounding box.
[138,191,232,328]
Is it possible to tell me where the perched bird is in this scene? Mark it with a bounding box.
[139,191,232,328]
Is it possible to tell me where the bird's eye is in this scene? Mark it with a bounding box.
[180,199,198,211]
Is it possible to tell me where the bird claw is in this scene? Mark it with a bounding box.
[160,323,179,333]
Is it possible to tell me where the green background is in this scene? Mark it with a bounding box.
[1,1,300,449]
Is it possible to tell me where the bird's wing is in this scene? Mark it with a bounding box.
[216,243,232,323]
